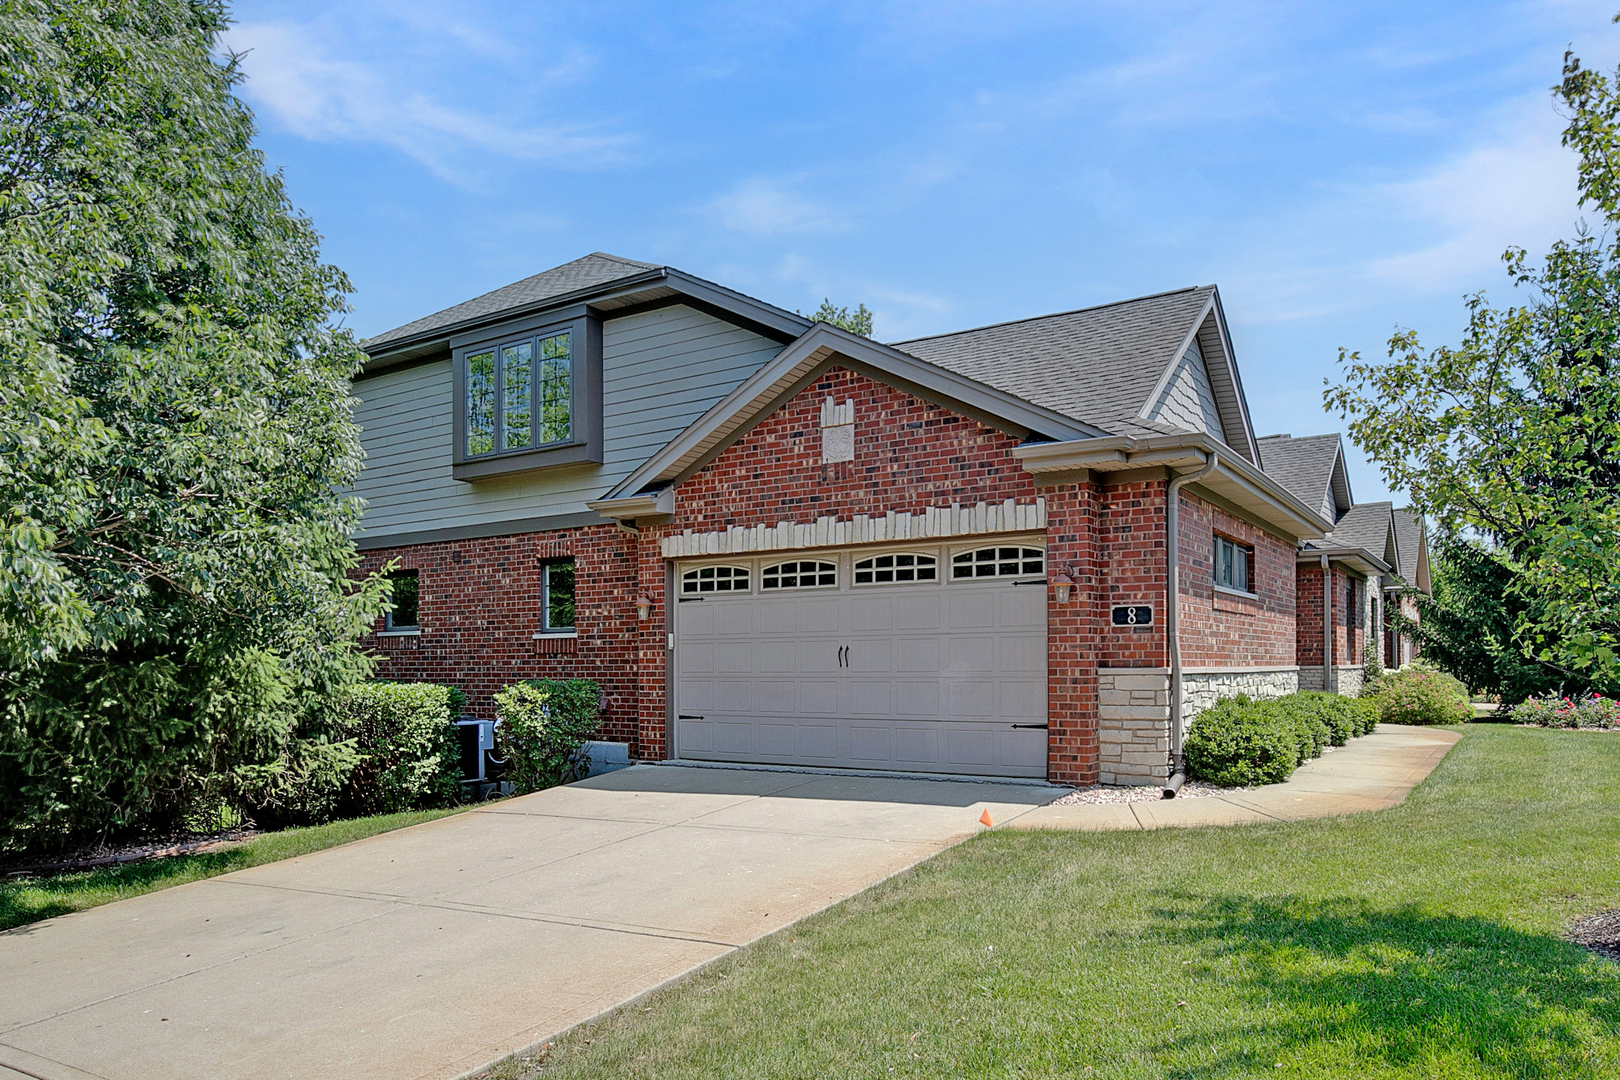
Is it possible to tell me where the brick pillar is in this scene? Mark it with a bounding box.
[635,526,669,760]
[1045,479,1100,785]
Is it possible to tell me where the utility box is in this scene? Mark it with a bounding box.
[451,717,507,797]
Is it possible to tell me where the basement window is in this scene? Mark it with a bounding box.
[1214,535,1253,593]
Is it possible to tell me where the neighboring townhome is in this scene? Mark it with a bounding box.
[1255,432,1431,694]
[1388,507,1431,668]
[352,253,1334,787]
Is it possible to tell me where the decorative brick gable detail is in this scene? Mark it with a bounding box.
[671,366,1039,529]
[356,524,642,748]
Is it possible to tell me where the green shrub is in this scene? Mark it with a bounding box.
[1184,696,1302,787]
[1284,698,1331,762]
[1289,691,1373,745]
[494,679,603,793]
[336,683,464,816]
[1367,664,1470,725]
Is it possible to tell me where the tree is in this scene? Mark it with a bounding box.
[801,299,875,337]
[1326,33,1620,695]
[1399,539,1572,703]
[0,0,385,848]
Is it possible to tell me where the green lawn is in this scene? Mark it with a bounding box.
[494,726,1620,1080]
[0,806,467,932]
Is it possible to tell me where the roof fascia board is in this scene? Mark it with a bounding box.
[602,324,1105,500]
[1204,289,1260,463]
[1298,546,1392,576]
[362,268,812,374]
[1014,431,1332,538]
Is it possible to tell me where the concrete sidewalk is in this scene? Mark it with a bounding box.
[0,767,1057,1080]
[1011,724,1461,831]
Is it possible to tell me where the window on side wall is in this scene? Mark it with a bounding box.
[541,560,576,634]
[1213,535,1253,594]
[385,570,419,632]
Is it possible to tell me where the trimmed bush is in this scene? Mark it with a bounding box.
[1292,691,1376,745]
[1184,696,1302,787]
[494,679,603,793]
[336,683,464,816]
[1367,664,1470,726]
[1510,693,1620,729]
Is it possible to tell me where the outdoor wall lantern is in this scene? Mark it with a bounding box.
[1050,572,1075,604]
[635,593,653,620]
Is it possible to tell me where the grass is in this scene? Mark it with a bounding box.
[491,726,1620,1080]
[0,806,467,932]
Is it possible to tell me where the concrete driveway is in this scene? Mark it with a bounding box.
[0,766,1057,1080]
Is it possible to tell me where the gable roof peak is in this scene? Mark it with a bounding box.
[888,284,1214,347]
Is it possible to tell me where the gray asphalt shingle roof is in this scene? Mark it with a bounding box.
[1257,433,1342,509]
[365,253,658,351]
[1392,507,1426,584]
[1326,501,1395,562]
[889,287,1216,437]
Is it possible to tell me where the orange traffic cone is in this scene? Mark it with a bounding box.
[979,808,994,828]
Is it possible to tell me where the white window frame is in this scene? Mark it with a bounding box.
[761,559,838,590]
[681,564,752,595]
[949,545,1045,579]
[852,551,939,586]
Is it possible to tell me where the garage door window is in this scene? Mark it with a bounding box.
[762,560,837,589]
[951,546,1044,578]
[681,565,750,594]
[854,552,938,584]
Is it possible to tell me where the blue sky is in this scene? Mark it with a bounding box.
[226,0,1620,505]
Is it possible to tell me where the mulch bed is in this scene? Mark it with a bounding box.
[1,827,258,880]
[1567,909,1620,961]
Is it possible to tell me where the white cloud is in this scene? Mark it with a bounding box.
[1366,95,1581,288]
[706,178,849,235]
[223,20,628,180]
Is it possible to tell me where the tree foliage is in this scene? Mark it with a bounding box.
[801,299,874,337]
[0,0,384,849]
[1400,538,1572,703]
[1326,36,1620,694]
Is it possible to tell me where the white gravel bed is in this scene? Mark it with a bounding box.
[1049,779,1242,805]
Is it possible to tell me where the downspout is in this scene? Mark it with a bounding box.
[1321,554,1333,694]
[1164,450,1219,799]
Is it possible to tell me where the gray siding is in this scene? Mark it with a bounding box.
[1146,337,1227,441]
[350,305,784,540]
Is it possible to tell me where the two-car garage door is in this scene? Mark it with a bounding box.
[674,539,1049,778]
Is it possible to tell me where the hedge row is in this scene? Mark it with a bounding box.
[1184,692,1377,787]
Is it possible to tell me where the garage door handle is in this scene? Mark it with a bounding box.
[678,714,705,720]
[1011,723,1049,729]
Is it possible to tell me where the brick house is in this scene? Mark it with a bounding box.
[1256,433,1431,694]
[353,253,1382,787]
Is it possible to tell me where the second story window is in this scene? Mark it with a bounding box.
[1214,535,1253,593]
[465,330,572,458]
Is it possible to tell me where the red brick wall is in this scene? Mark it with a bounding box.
[1296,562,1361,669]
[671,365,1038,528]
[1098,478,1169,667]
[1044,480,1101,785]
[356,524,643,748]
[1176,491,1296,667]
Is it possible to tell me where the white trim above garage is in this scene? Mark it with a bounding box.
[660,497,1047,558]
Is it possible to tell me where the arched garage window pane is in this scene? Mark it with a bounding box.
[951,546,1044,578]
